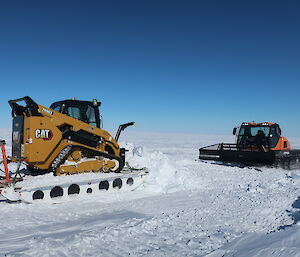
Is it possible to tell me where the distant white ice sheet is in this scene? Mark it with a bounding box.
[0,129,300,256]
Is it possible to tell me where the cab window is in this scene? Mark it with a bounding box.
[86,105,97,127]
[67,106,81,120]
[51,103,61,112]
[66,105,98,127]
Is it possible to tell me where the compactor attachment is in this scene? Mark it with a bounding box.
[199,143,276,165]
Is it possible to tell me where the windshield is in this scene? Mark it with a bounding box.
[238,126,270,137]
[237,125,280,148]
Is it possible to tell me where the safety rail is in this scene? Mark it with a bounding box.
[0,140,11,183]
[200,143,269,152]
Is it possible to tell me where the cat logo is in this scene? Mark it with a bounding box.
[35,129,53,140]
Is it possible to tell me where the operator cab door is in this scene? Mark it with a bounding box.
[269,124,281,148]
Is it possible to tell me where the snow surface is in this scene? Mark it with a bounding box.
[1,129,300,256]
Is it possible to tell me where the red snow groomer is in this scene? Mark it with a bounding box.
[199,122,300,169]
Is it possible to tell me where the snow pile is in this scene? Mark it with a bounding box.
[124,143,183,193]
[123,143,215,194]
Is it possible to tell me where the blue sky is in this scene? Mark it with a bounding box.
[0,0,300,136]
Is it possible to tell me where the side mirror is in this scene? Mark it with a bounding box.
[233,127,237,135]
